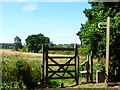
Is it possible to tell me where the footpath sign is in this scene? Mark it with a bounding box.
[98,22,107,28]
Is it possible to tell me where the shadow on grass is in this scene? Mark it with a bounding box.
[64,82,96,88]
[108,82,120,87]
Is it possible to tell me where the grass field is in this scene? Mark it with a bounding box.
[2,49,119,88]
[1,49,87,88]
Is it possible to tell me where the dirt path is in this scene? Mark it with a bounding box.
[65,82,120,89]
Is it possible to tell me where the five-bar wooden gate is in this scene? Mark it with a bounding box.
[42,44,79,85]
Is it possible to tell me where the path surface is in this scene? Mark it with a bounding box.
[65,82,120,88]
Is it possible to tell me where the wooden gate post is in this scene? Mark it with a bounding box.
[89,51,93,82]
[75,44,79,85]
[86,55,89,83]
[42,44,48,86]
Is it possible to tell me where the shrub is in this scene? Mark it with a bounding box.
[92,61,105,78]
[2,54,60,89]
[2,58,42,89]
[78,48,89,55]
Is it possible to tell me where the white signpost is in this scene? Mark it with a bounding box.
[98,17,110,82]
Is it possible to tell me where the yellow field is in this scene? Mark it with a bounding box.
[1,49,87,62]
[1,49,87,73]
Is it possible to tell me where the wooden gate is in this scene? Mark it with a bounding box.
[42,44,79,85]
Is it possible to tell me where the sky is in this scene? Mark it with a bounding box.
[1,1,91,44]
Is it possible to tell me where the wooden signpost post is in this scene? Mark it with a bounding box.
[106,17,110,82]
[98,16,110,82]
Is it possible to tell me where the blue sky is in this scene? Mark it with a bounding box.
[1,2,91,44]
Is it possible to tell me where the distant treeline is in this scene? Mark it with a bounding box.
[0,43,14,49]
[0,42,82,50]
[0,43,87,55]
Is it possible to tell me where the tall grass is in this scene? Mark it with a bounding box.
[1,49,91,88]
[1,50,43,89]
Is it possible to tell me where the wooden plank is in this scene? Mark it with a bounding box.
[75,44,78,85]
[48,48,74,51]
[48,71,75,73]
[42,44,48,85]
[49,77,75,79]
[78,56,80,82]
[48,65,62,78]
[86,56,89,83]
[46,44,48,83]
[48,64,75,66]
[81,60,88,66]
[48,56,74,58]
[42,44,45,83]
[80,70,87,74]
[89,52,93,82]
[74,45,78,56]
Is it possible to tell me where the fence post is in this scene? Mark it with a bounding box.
[75,44,79,85]
[42,44,48,86]
[89,51,93,82]
[86,55,89,83]
[78,56,80,84]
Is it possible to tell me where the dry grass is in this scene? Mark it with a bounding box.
[1,49,77,59]
[1,49,86,81]
[1,49,85,70]
[1,49,86,62]
[2,49,120,88]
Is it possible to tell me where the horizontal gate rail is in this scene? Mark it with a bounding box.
[48,48,75,51]
[48,56,74,58]
[48,71,75,73]
[48,64,75,66]
[49,77,75,79]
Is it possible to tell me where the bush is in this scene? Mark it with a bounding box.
[78,48,89,55]
[92,61,105,78]
[2,55,61,89]
[2,58,42,89]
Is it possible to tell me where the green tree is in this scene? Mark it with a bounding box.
[25,33,50,53]
[14,36,23,51]
[77,2,120,81]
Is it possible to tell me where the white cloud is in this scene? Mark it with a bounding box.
[22,3,38,11]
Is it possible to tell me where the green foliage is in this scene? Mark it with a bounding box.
[77,2,120,81]
[78,47,89,55]
[24,33,50,53]
[46,80,60,88]
[2,52,61,89]
[22,45,29,52]
[78,86,86,88]
[49,50,74,55]
[2,58,42,89]
[14,36,23,51]
[0,43,14,49]
[93,61,105,78]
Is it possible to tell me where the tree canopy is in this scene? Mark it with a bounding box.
[14,36,23,51]
[77,2,120,81]
[24,33,50,53]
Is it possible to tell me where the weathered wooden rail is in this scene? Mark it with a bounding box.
[42,44,79,85]
[80,52,93,83]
